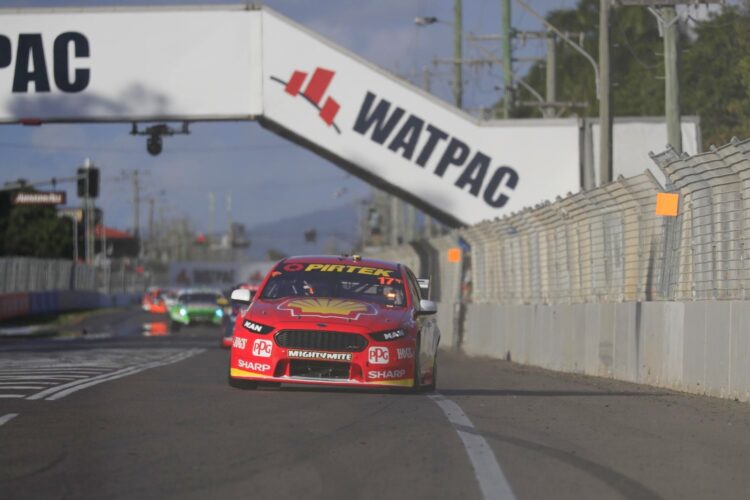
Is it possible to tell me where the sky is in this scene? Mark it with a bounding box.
[1,0,717,236]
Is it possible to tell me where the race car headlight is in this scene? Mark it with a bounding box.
[179,308,187,316]
[215,308,224,318]
[370,329,406,341]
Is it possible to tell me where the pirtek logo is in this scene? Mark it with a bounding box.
[270,67,341,134]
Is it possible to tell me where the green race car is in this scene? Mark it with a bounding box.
[168,289,226,331]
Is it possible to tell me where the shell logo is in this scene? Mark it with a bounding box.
[280,298,375,319]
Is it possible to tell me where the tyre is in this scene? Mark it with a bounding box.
[228,373,258,390]
[168,318,181,332]
[423,354,437,393]
[411,335,423,393]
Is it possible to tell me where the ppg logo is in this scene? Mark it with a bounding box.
[368,346,389,365]
[252,339,273,358]
[1,32,90,93]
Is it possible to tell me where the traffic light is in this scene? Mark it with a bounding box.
[76,167,100,198]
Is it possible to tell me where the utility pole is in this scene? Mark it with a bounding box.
[501,0,514,118]
[545,31,557,118]
[208,192,216,243]
[620,1,711,152]
[132,170,140,239]
[82,158,95,263]
[646,5,683,153]
[598,0,613,185]
[662,6,681,153]
[453,0,463,108]
[148,197,155,241]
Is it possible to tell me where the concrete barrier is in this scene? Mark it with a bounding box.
[0,291,139,323]
[457,300,750,402]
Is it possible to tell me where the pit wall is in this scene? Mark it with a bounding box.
[0,291,140,322]
[367,138,750,403]
[445,301,747,402]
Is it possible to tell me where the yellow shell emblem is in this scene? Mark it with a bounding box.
[281,298,374,319]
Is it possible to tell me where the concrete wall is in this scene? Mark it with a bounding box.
[455,300,750,402]
[0,291,140,322]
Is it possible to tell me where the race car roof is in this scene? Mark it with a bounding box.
[280,255,400,271]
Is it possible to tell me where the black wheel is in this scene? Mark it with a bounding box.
[411,335,423,393]
[169,318,181,332]
[423,354,437,393]
[228,373,258,390]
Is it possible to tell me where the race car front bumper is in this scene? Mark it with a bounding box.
[229,331,417,388]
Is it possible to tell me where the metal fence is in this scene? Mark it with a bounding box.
[0,257,149,294]
[369,137,750,306]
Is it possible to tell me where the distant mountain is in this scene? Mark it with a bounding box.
[245,202,361,259]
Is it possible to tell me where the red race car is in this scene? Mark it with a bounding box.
[228,255,440,392]
[142,287,168,314]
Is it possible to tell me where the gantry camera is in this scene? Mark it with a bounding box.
[131,122,190,156]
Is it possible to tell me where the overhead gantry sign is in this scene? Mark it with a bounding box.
[0,5,581,226]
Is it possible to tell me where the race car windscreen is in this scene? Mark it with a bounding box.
[180,293,221,304]
[261,263,406,307]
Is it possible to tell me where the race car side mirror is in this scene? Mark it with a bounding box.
[231,289,252,304]
[417,299,437,315]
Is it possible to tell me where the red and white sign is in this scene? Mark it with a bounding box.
[368,346,389,365]
[252,338,273,358]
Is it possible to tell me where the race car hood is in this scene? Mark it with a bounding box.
[247,298,410,331]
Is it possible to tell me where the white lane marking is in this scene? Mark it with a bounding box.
[0,413,19,426]
[0,376,82,381]
[429,393,516,500]
[0,394,25,398]
[0,386,46,390]
[33,349,204,401]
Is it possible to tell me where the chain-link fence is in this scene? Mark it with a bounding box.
[0,257,149,294]
[368,137,750,308]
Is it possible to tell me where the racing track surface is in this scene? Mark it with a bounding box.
[2,309,750,499]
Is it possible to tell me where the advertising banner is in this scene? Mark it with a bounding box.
[260,10,581,226]
[0,7,263,122]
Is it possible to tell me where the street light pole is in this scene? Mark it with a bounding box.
[502,0,514,118]
[453,0,463,109]
[598,0,613,185]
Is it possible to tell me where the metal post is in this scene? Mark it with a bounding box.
[390,196,403,245]
[598,0,613,185]
[453,0,463,109]
[83,158,91,263]
[132,170,140,239]
[148,198,155,241]
[545,31,557,118]
[405,203,416,242]
[66,213,78,262]
[501,0,513,118]
[662,6,682,153]
[208,191,215,244]
[101,211,106,262]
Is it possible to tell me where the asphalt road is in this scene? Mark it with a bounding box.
[2,309,750,499]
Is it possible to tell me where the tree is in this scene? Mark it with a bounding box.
[4,203,74,259]
[681,5,750,147]
[512,0,663,119]
[508,1,750,148]
[266,248,287,261]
